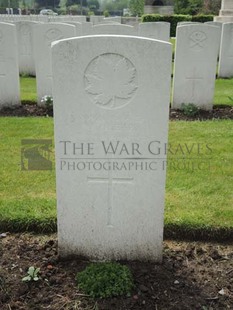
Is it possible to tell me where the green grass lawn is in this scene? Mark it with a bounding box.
[20,75,233,107]
[20,77,37,103]
[214,79,233,106]
[0,118,232,240]
[0,118,56,232]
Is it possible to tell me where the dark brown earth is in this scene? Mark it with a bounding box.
[0,233,233,309]
[0,104,233,120]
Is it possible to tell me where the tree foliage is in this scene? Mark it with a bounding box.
[129,0,144,16]
[174,0,221,15]
[34,0,60,9]
[0,0,19,8]
[101,0,128,12]
[174,0,203,15]
[202,0,221,14]
[66,0,87,7]
[87,0,99,10]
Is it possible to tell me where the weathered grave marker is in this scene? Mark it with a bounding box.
[91,24,136,35]
[33,23,76,104]
[0,22,20,107]
[172,24,221,110]
[218,22,233,78]
[15,21,38,75]
[52,35,172,262]
[138,22,170,41]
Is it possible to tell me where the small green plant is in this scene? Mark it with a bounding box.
[22,266,40,282]
[88,10,95,16]
[181,103,199,116]
[76,262,134,298]
[103,10,110,17]
[228,96,233,102]
[41,95,53,112]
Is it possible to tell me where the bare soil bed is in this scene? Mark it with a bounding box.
[0,104,233,121]
[0,233,233,309]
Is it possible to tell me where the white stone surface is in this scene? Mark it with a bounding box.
[215,16,233,22]
[63,22,82,36]
[220,0,233,13]
[33,23,76,104]
[71,16,86,23]
[92,24,136,35]
[90,15,104,25]
[172,24,221,110]
[0,22,20,107]
[215,0,233,22]
[81,22,92,35]
[218,23,233,77]
[222,0,233,9]
[14,21,39,75]
[138,22,170,41]
[52,35,172,262]
[102,17,121,24]
[177,22,201,26]
[205,21,223,30]
[205,21,223,54]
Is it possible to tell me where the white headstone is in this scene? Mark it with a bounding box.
[33,23,76,104]
[205,21,223,54]
[70,16,86,23]
[14,21,39,76]
[92,24,136,35]
[81,22,92,35]
[52,35,172,262]
[172,25,221,110]
[102,17,121,24]
[90,15,104,25]
[218,23,233,78]
[205,21,223,30]
[138,22,170,41]
[177,22,201,26]
[0,23,20,107]
[63,21,82,36]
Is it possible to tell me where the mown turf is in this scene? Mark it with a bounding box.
[166,120,233,240]
[0,118,232,240]
[20,76,37,104]
[0,118,56,232]
[20,75,233,107]
[214,78,233,106]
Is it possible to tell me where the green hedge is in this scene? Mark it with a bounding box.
[141,14,214,37]
[191,14,214,23]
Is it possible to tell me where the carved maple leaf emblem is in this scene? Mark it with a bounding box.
[84,54,138,109]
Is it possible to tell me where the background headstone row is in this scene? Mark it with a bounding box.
[0,20,232,110]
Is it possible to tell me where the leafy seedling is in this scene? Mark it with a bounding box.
[22,266,40,282]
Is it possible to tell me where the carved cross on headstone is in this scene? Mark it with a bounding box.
[186,69,203,100]
[88,169,133,227]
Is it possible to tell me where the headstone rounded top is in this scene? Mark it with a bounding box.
[45,28,63,45]
[84,53,138,109]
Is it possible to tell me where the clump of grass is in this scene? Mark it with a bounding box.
[76,262,134,298]
[181,103,199,116]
